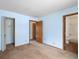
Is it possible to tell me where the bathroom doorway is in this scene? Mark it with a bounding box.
[1,16,15,52]
[63,12,78,54]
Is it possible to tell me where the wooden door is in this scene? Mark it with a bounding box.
[36,21,42,43]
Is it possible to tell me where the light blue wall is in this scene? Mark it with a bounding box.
[42,6,78,49]
[0,10,32,50]
[0,5,78,50]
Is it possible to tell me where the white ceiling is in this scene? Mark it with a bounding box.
[0,0,77,17]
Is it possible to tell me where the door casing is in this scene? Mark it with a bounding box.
[29,20,37,43]
[29,20,43,43]
[1,16,15,52]
[63,12,78,50]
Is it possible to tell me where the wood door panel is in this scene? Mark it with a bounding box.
[36,21,42,43]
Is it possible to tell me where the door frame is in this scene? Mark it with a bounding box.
[63,12,78,50]
[1,16,15,51]
[29,20,37,44]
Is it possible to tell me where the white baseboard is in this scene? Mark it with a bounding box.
[15,42,29,47]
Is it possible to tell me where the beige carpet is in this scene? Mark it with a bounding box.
[0,41,78,59]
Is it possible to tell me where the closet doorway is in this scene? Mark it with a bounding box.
[1,17,15,52]
[63,12,78,54]
[29,20,42,44]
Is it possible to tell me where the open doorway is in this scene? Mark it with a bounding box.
[63,12,78,54]
[29,20,37,41]
[29,20,42,44]
[1,16,15,52]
